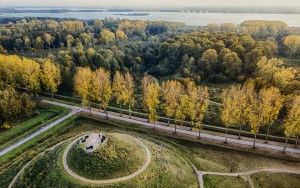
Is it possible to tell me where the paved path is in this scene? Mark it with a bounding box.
[42,100,300,156]
[196,168,300,188]
[62,133,151,185]
[0,109,80,158]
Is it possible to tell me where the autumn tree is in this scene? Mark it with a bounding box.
[143,81,160,127]
[161,80,183,125]
[34,36,44,50]
[116,30,128,41]
[43,33,54,49]
[112,71,126,115]
[283,35,300,56]
[74,67,93,107]
[92,68,112,118]
[123,72,135,118]
[256,57,297,91]
[259,87,283,143]
[40,60,61,95]
[283,95,300,151]
[100,29,115,45]
[194,86,209,138]
[223,52,242,80]
[221,86,244,143]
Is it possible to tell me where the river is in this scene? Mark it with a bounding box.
[1,11,300,26]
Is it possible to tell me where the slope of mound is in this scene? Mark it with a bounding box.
[66,133,146,180]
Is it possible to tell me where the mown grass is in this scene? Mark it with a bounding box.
[203,175,248,188]
[67,133,145,180]
[1,115,299,188]
[251,172,300,188]
[0,104,67,150]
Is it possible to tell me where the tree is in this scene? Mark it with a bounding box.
[256,57,297,91]
[112,71,126,115]
[79,33,93,46]
[43,33,54,49]
[66,35,74,51]
[283,95,300,151]
[259,87,283,143]
[221,86,244,143]
[201,49,218,73]
[116,30,128,41]
[40,60,61,95]
[74,67,93,106]
[161,80,183,125]
[34,36,44,50]
[92,68,112,118]
[100,29,115,45]
[123,72,135,118]
[223,52,242,80]
[143,82,160,127]
[194,86,209,138]
[283,35,300,56]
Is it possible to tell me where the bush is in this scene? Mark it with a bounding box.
[1,122,11,130]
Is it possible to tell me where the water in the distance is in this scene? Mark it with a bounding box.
[1,10,300,26]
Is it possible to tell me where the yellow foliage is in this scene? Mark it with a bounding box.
[40,60,61,94]
[283,95,300,138]
[73,67,93,106]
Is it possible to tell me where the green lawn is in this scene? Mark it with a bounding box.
[203,175,248,188]
[1,116,299,187]
[251,172,300,188]
[0,104,68,151]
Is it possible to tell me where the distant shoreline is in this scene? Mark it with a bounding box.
[1,7,300,14]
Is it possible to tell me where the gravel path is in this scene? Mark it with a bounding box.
[62,133,151,185]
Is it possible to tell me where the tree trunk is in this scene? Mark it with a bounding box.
[190,121,193,131]
[153,121,156,128]
[167,120,170,126]
[253,133,257,148]
[105,109,108,119]
[295,136,299,149]
[89,102,92,116]
[174,125,177,134]
[238,124,242,139]
[224,127,228,144]
[51,93,54,98]
[119,104,122,117]
[265,125,270,143]
[129,105,132,119]
[198,127,201,139]
[283,137,289,153]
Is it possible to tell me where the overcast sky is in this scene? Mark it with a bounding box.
[1,0,300,8]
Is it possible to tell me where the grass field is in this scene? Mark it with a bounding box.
[203,175,249,188]
[0,104,68,150]
[1,115,299,187]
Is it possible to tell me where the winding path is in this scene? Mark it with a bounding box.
[62,133,151,185]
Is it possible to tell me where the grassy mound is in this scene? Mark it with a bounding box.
[66,133,146,180]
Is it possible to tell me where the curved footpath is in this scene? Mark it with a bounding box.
[62,133,151,185]
[41,100,300,155]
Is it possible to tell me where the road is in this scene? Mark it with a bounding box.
[0,109,80,158]
[42,100,300,155]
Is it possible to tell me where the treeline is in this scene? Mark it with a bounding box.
[0,86,35,129]
[0,18,186,52]
[0,53,299,141]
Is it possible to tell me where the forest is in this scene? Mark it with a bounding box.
[0,18,299,142]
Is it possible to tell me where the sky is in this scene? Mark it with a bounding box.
[1,0,300,8]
